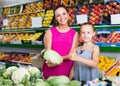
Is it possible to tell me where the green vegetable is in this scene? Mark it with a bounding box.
[3,66,18,79]
[43,50,63,64]
[27,66,42,83]
[11,67,30,84]
[47,75,70,86]
[67,80,81,86]
[15,83,24,86]
[58,85,69,86]
[2,79,14,86]
[0,66,6,76]
[34,81,51,86]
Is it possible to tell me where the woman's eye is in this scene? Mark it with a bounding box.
[56,15,60,17]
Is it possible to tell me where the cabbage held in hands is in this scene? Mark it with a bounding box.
[43,50,63,65]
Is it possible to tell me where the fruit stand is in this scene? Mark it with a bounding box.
[0,0,120,85]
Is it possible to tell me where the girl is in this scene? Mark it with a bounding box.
[69,23,100,81]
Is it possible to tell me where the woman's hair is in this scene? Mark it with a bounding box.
[80,22,95,31]
[53,5,69,26]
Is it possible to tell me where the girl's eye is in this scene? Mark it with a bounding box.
[87,32,90,34]
[63,12,66,15]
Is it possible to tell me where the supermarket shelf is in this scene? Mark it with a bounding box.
[0,43,119,52]
[1,27,48,32]
[1,25,120,32]
[100,46,120,52]
[71,24,120,31]
[0,43,44,48]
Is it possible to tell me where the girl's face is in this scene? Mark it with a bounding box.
[55,7,69,25]
[80,25,95,43]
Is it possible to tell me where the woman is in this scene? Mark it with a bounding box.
[42,5,78,79]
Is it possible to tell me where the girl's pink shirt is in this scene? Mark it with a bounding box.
[42,27,76,79]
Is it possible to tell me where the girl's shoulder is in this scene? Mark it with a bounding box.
[92,44,99,52]
[92,44,99,49]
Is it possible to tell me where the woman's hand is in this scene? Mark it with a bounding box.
[69,50,78,61]
[46,60,58,67]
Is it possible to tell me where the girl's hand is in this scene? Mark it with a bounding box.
[46,60,58,67]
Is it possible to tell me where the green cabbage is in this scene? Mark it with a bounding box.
[67,80,81,86]
[47,75,70,86]
[43,50,63,64]
[27,67,42,83]
[58,85,69,86]
[34,81,51,86]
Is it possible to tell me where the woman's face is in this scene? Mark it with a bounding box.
[55,7,69,25]
[80,25,95,43]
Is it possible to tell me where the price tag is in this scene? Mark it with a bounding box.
[0,61,6,68]
[31,17,42,28]
[3,19,8,26]
[111,14,120,24]
[76,14,88,24]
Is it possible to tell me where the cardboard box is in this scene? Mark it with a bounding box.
[105,61,120,76]
[31,54,44,69]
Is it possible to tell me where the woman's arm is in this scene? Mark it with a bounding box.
[69,63,75,80]
[63,32,79,60]
[44,29,52,50]
[71,45,99,68]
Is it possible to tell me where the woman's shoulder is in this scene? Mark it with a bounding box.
[70,28,78,36]
[45,27,56,32]
[70,28,77,32]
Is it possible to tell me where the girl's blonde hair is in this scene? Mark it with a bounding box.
[80,22,95,31]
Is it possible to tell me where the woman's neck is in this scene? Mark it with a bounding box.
[57,25,70,32]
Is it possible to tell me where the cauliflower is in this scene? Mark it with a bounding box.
[11,67,30,84]
[27,66,42,82]
[3,66,18,79]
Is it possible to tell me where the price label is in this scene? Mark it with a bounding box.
[111,14,120,24]
[31,17,42,28]
[76,14,88,24]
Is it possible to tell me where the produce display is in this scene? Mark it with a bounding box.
[61,0,70,6]
[42,10,54,27]
[93,30,120,46]
[43,0,52,9]
[0,32,43,44]
[98,55,116,71]
[105,60,120,76]
[77,5,90,15]
[102,1,120,24]
[0,66,81,86]
[89,4,104,24]
[3,7,10,15]
[0,52,32,63]
[52,0,61,8]
[1,1,120,29]
[3,5,21,15]
[0,0,120,85]
[67,7,77,25]
[23,2,43,13]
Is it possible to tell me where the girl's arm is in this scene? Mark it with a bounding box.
[63,32,79,60]
[71,45,99,68]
